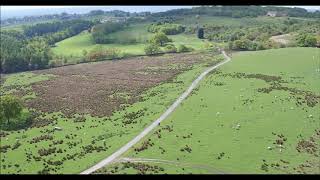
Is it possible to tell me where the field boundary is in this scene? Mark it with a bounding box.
[80,50,231,174]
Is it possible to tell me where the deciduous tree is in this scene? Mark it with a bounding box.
[0,95,23,124]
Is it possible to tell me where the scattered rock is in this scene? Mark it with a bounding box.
[54,126,62,131]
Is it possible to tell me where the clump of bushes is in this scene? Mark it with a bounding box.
[0,145,11,153]
[149,32,172,47]
[86,47,123,61]
[164,44,177,53]
[38,147,56,156]
[82,144,107,154]
[52,140,64,145]
[134,139,154,152]
[228,38,280,51]
[30,134,53,144]
[177,44,193,52]
[148,23,185,35]
[144,43,161,56]
[74,116,86,123]
[180,145,192,153]
[296,33,318,47]
[11,141,21,150]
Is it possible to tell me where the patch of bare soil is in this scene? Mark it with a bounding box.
[26,53,213,117]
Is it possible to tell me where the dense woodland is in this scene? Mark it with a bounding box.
[152,6,320,18]
[1,19,95,73]
[204,19,320,50]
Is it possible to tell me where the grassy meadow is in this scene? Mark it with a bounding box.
[97,47,320,174]
[0,52,222,174]
[51,22,208,60]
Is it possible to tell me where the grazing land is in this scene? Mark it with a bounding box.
[52,23,207,59]
[1,6,320,175]
[95,47,320,174]
[0,51,223,174]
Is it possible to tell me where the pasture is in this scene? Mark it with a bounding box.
[96,47,320,174]
[51,22,208,60]
[0,51,223,174]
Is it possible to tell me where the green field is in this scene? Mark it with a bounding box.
[51,16,310,62]
[3,3,320,175]
[0,52,222,174]
[98,47,320,174]
[51,23,208,60]
[52,30,147,57]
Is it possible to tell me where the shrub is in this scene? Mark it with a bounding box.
[48,61,56,68]
[197,28,204,39]
[104,48,123,59]
[256,43,265,50]
[149,32,172,46]
[177,44,192,53]
[204,42,214,50]
[263,40,279,49]
[87,47,123,61]
[164,44,177,53]
[147,23,185,35]
[49,59,64,67]
[296,33,317,47]
[144,43,161,56]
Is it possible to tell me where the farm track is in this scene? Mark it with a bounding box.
[114,157,227,174]
[80,50,231,174]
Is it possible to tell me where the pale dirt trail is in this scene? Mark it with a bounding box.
[80,50,231,174]
[116,157,227,174]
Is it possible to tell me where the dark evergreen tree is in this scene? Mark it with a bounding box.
[197,28,204,39]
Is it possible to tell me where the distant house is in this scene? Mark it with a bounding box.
[100,16,128,23]
[266,11,277,17]
[266,11,287,17]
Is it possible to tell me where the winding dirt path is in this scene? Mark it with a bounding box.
[80,50,231,174]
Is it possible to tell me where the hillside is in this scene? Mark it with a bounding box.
[1,6,320,175]
[95,48,320,174]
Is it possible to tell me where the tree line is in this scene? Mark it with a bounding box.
[1,31,52,73]
[1,19,97,73]
[91,21,128,44]
[23,19,94,45]
[147,23,185,35]
[151,6,320,19]
[202,18,320,51]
